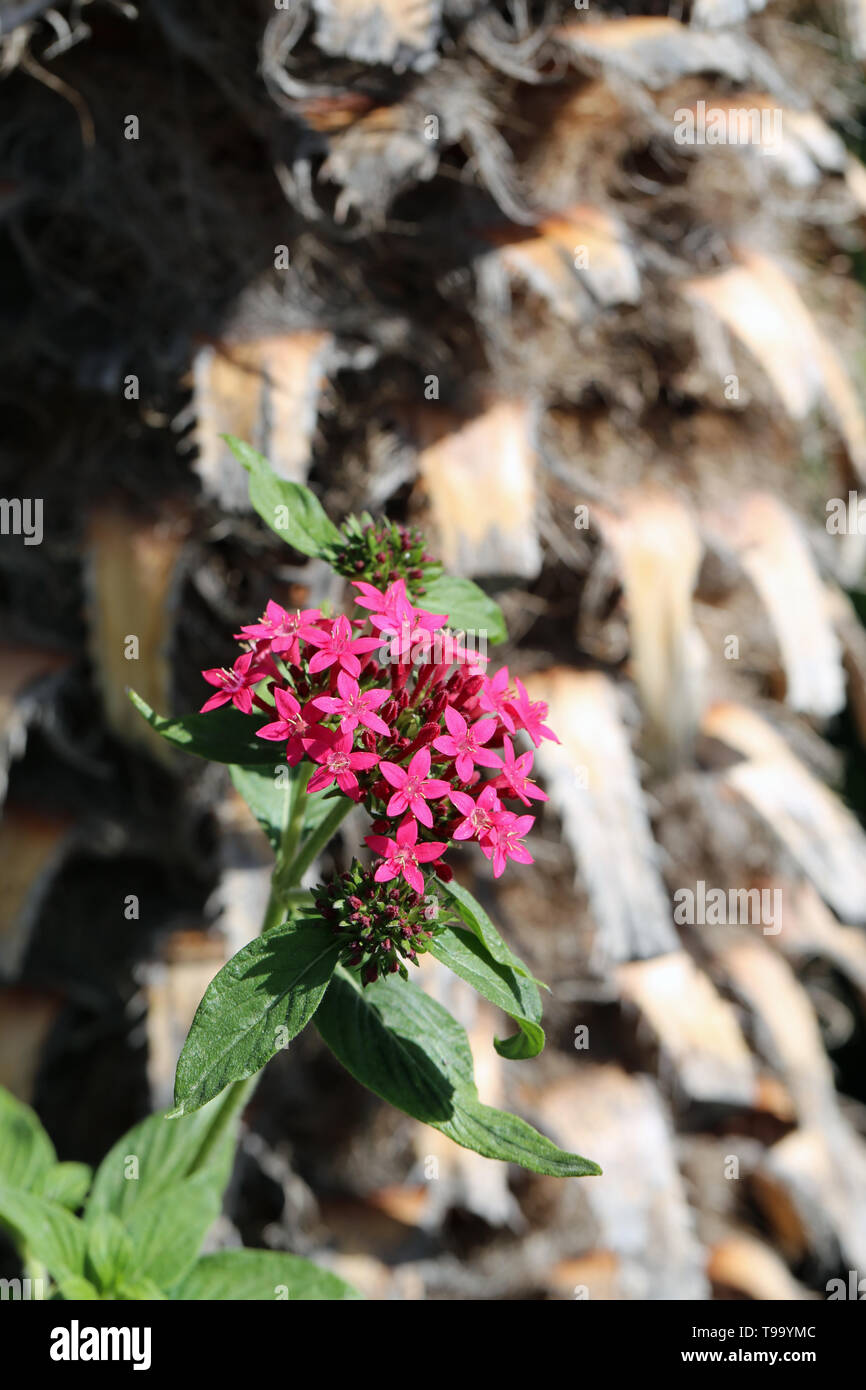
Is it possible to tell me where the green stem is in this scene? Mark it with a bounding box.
[281,888,315,904]
[277,763,312,876]
[24,1255,47,1300]
[261,881,290,934]
[283,798,353,889]
[261,776,353,934]
[190,1077,256,1171]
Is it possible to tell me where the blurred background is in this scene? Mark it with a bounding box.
[2,0,866,1300]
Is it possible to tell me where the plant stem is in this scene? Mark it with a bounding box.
[283,798,353,889]
[261,882,290,934]
[261,773,352,933]
[24,1255,47,1300]
[277,763,312,875]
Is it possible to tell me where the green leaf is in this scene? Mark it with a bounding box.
[421,575,507,645]
[113,1278,169,1301]
[437,878,541,984]
[172,920,340,1115]
[316,973,600,1178]
[87,1086,246,1222]
[114,1278,169,1301]
[56,1275,100,1300]
[129,691,277,766]
[224,435,342,557]
[171,1249,362,1301]
[122,1174,220,1290]
[0,1087,56,1190]
[85,1212,134,1294]
[229,763,296,852]
[430,926,544,1059]
[33,1162,93,1211]
[0,1184,88,1283]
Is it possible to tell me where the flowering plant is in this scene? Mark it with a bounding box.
[132,438,599,1180]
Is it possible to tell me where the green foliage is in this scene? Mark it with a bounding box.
[429,926,545,1059]
[128,692,278,766]
[229,763,296,853]
[0,1085,58,1189]
[316,971,600,1177]
[421,574,507,645]
[33,1162,93,1210]
[0,1086,359,1301]
[171,921,340,1115]
[437,878,543,984]
[86,1088,242,1221]
[170,1249,360,1301]
[223,435,342,557]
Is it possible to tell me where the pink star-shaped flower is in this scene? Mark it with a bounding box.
[478,666,516,732]
[433,706,502,782]
[354,579,447,662]
[299,614,381,678]
[480,809,535,879]
[200,652,267,715]
[354,578,446,634]
[256,687,324,765]
[505,678,560,747]
[312,671,392,737]
[365,818,447,895]
[493,738,549,807]
[378,747,450,828]
[448,783,502,840]
[306,730,379,796]
[238,602,321,665]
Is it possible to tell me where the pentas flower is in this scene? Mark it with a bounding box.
[199,566,560,909]
[481,810,536,879]
[449,783,501,841]
[200,652,268,714]
[478,666,516,731]
[307,730,379,795]
[369,585,449,663]
[507,678,560,747]
[300,614,381,677]
[238,601,321,664]
[493,738,549,807]
[354,578,445,637]
[313,671,392,736]
[366,818,447,894]
[379,747,450,828]
[433,706,502,781]
[256,688,323,765]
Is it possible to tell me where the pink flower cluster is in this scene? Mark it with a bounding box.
[200,580,559,893]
